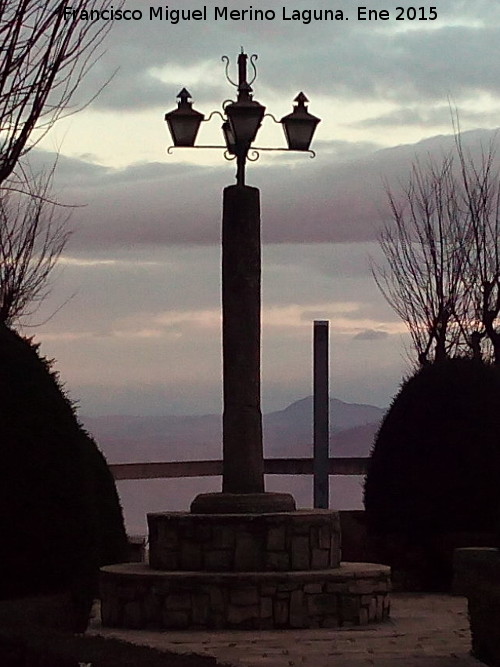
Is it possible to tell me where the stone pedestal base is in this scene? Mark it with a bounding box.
[101,508,391,631]
[148,509,340,572]
[100,562,391,630]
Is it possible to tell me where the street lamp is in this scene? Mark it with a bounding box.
[164,51,320,514]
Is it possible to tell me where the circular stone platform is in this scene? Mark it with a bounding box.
[190,491,296,514]
[100,562,391,630]
[148,509,341,572]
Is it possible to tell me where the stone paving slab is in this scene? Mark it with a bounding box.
[90,593,484,666]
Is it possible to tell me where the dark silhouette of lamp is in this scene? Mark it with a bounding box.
[164,88,204,147]
[281,93,321,151]
[164,52,320,184]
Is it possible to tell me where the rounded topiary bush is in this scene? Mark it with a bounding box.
[364,358,500,589]
[0,322,128,623]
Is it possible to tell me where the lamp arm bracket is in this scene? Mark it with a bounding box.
[224,150,236,161]
[222,55,238,87]
[167,146,316,158]
[251,146,317,158]
[263,112,281,125]
[203,110,225,124]
[167,144,232,154]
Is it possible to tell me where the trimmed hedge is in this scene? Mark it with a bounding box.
[0,323,127,621]
[364,358,500,589]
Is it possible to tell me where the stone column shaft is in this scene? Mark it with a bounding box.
[222,184,264,494]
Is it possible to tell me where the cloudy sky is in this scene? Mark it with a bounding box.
[25,0,500,416]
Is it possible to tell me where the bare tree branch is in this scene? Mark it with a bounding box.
[0,0,120,186]
[0,165,71,325]
[373,151,473,365]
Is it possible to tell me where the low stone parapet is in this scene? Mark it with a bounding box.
[100,562,391,630]
[148,509,341,572]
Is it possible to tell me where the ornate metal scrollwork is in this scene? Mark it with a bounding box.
[221,55,237,87]
[247,150,260,162]
[248,54,258,86]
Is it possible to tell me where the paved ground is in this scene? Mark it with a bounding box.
[90,593,484,666]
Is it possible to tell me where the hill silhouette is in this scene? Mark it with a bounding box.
[81,396,385,463]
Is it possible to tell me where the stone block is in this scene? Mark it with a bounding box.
[260,597,273,619]
[309,526,320,549]
[143,593,162,622]
[290,589,304,628]
[231,587,259,606]
[304,583,323,594]
[165,593,191,610]
[330,538,341,567]
[123,601,144,628]
[291,536,310,570]
[260,584,277,596]
[339,596,361,624]
[267,525,286,551]
[208,586,225,609]
[307,593,337,616]
[162,610,190,629]
[212,525,235,549]
[205,549,233,571]
[266,551,289,571]
[192,595,210,625]
[277,583,297,592]
[349,579,385,594]
[311,548,330,569]
[273,599,289,626]
[163,528,179,548]
[359,607,369,625]
[228,604,259,625]
[234,532,263,571]
[180,543,202,570]
[325,582,344,593]
[319,524,332,549]
[369,597,377,621]
[383,595,391,616]
[195,524,212,542]
[321,615,340,628]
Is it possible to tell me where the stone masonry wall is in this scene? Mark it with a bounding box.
[101,563,391,630]
[148,510,341,572]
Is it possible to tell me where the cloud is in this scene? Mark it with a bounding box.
[30,127,499,253]
[72,1,500,115]
[352,329,390,341]
[350,106,500,130]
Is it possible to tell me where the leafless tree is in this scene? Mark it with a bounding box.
[0,166,70,325]
[0,0,121,324]
[456,138,500,364]
[374,131,500,366]
[0,0,118,187]
[373,154,471,365]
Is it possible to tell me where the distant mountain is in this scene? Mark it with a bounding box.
[81,396,386,463]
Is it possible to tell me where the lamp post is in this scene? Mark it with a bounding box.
[165,51,320,513]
